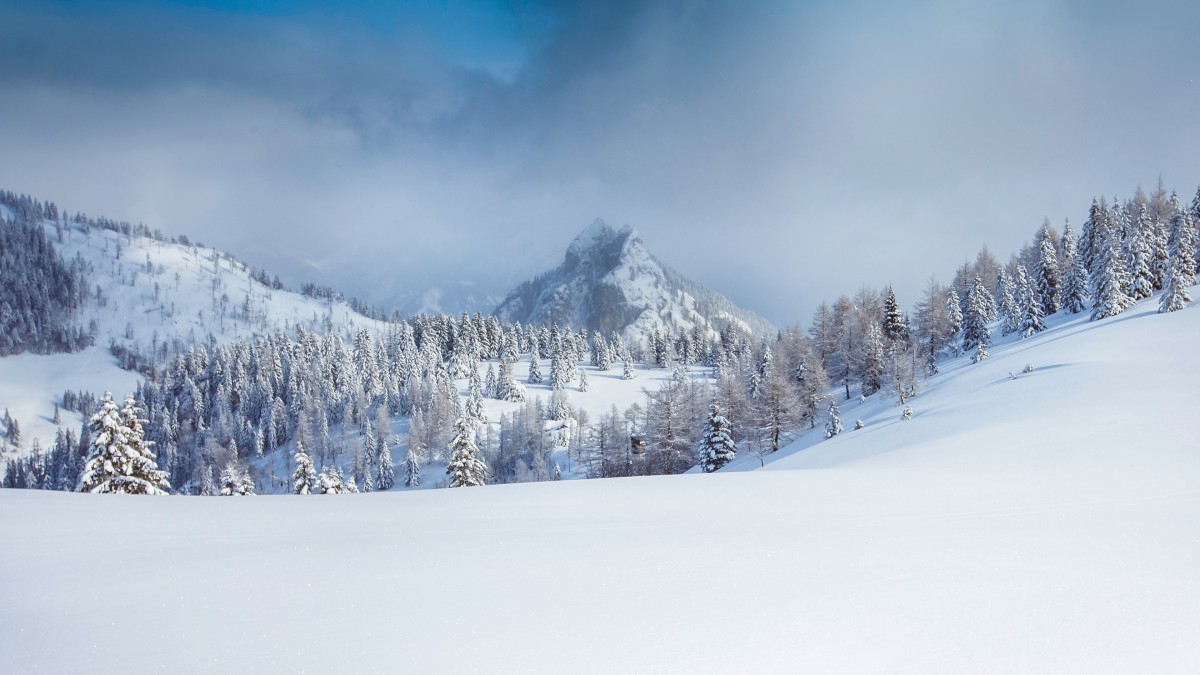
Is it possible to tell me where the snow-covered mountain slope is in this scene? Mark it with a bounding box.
[2,294,1196,673]
[50,219,385,353]
[496,219,776,341]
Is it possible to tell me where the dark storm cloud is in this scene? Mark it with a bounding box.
[1,0,1198,323]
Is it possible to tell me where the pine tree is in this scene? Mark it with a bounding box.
[945,288,963,339]
[1126,211,1155,301]
[698,402,737,472]
[376,431,395,491]
[824,400,842,439]
[219,461,255,495]
[403,445,422,487]
[549,345,571,390]
[292,446,316,495]
[78,392,170,495]
[1034,228,1061,315]
[996,268,1020,335]
[317,465,345,494]
[1060,219,1089,314]
[882,287,908,346]
[1090,217,1133,321]
[860,324,884,396]
[961,276,992,352]
[446,418,487,488]
[1160,205,1196,313]
[578,367,590,392]
[1017,264,1045,337]
[622,358,635,380]
[526,354,543,385]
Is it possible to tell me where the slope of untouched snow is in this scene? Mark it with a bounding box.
[0,347,139,458]
[1,297,1198,672]
[48,220,386,351]
[0,220,389,460]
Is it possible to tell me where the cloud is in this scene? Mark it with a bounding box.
[1,0,1197,324]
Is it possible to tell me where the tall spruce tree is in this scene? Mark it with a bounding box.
[77,392,170,495]
[1034,228,1061,315]
[1090,217,1134,321]
[698,402,737,473]
[1060,219,1089,314]
[446,418,487,488]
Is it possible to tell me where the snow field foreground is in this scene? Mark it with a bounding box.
[2,300,1199,672]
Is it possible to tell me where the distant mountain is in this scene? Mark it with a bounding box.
[495,220,775,340]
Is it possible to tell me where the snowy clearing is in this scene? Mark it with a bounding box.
[2,296,1199,672]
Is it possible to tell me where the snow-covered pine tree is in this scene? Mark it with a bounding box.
[1060,219,1089,314]
[465,373,488,424]
[292,446,316,495]
[77,392,171,495]
[1090,216,1134,321]
[1160,205,1196,313]
[860,324,884,396]
[578,367,590,392]
[1126,210,1155,301]
[698,402,737,473]
[549,345,571,390]
[484,364,497,399]
[446,417,487,488]
[317,465,345,494]
[1034,226,1061,315]
[399,443,420,488]
[622,358,635,380]
[526,354,543,385]
[1017,264,1045,337]
[997,268,1020,335]
[945,288,963,340]
[1167,200,1196,287]
[824,400,843,439]
[219,460,255,495]
[882,286,908,346]
[961,276,992,352]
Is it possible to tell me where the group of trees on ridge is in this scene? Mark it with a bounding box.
[0,179,1197,493]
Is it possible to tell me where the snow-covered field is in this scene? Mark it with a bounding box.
[2,296,1197,672]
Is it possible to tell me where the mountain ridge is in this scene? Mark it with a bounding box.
[495,219,776,341]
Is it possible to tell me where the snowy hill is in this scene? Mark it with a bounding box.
[0,205,387,462]
[495,219,776,341]
[2,292,1197,672]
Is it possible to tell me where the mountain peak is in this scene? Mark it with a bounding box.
[496,220,774,341]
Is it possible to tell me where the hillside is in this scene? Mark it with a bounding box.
[0,201,387,463]
[495,219,776,341]
[2,292,1196,672]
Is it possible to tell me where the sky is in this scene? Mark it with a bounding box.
[1,0,1198,326]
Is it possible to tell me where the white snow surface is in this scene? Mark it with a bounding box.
[2,298,1200,672]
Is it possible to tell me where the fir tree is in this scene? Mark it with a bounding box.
[824,400,842,439]
[860,324,884,396]
[376,432,395,491]
[403,446,423,487]
[996,268,1020,335]
[1060,219,1089,314]
[317,465,345,494]
[1126,211,1155,301]
[698,402,737,473]
[1034,227,1061,315]
[219,461,255,495]
[77,392,170,495]
[1159,259,1192,313]
[1017,264,1045,337]
[446,418,487,488]
[961,276,992,352]
[526,354,543,385]
[622,358,635,380]
[882,286,908,346]
[578,367,590,392]
[292,446,316,495]
[1090,218,1133,321]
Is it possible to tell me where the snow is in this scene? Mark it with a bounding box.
[2,295,1198,672]
[0,220,387,459]
[0,347,140,455]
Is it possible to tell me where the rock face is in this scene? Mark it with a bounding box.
[495,219,775,341]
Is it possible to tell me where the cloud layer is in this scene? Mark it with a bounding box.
[2,0,1197,324]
